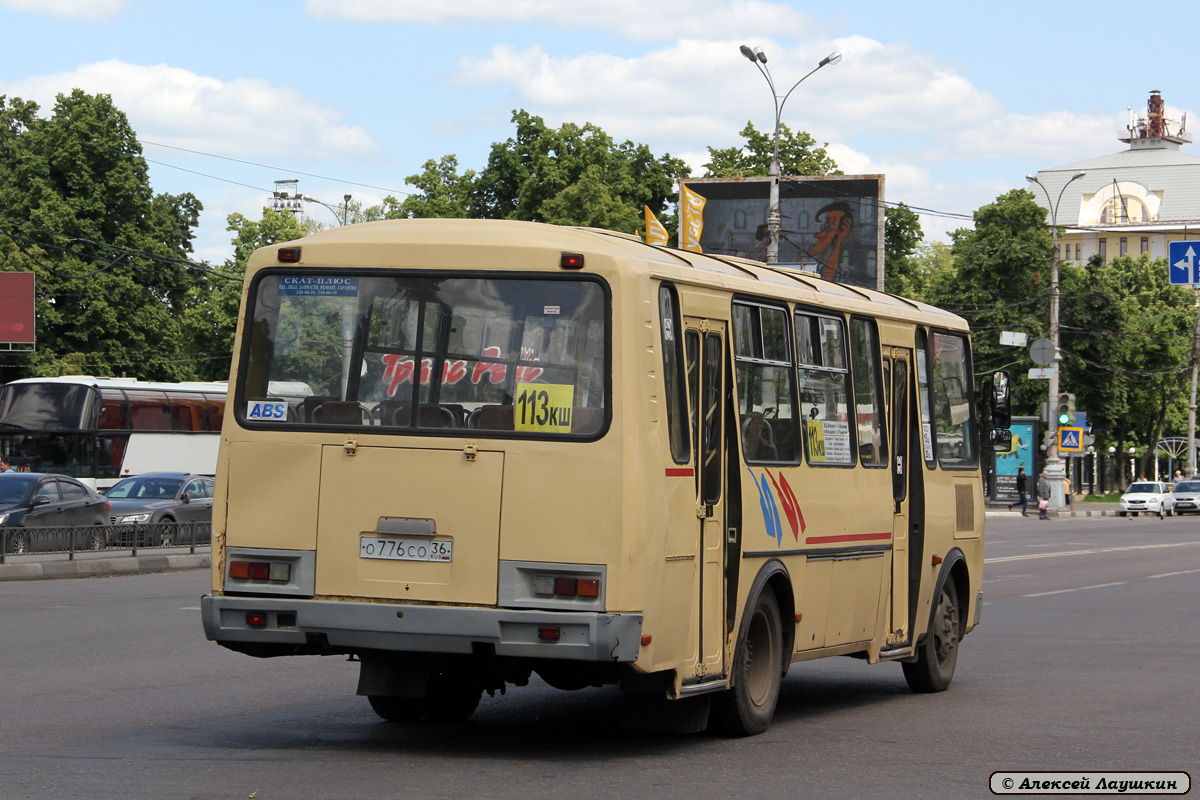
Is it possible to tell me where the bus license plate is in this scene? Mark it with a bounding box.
[360,536,453,562]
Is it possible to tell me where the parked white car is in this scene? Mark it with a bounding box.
[1119,481,1174,518]
[1169,479,1200,515]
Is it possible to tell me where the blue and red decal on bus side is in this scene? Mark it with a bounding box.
[747,467,805,545]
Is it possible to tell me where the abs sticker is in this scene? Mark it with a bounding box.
[246,400,288,421]
[514,383,574,433]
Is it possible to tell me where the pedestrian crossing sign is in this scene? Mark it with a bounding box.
[1058,426,1084,452]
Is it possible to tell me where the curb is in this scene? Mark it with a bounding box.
[0,553,210,581]
[985,508,1119,518]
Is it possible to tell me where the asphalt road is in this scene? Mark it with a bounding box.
[1,515,1197,799]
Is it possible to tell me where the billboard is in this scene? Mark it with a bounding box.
[993,417,1038,501]
[679,175,885,291]
[0,272,35,350]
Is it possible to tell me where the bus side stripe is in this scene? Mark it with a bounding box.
[805,532,892,544]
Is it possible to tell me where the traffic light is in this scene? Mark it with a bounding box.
[1056,393,1075,425]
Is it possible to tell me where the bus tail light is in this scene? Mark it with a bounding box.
[229,560,291,583]
[538,627,561,641]
[245,612,268,628]
[533,573,602,599]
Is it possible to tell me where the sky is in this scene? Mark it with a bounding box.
[1,0,1197,266]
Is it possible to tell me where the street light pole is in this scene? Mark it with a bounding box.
[739,45,841,264]
[302,194,352,226]
[1026,170,1086,511]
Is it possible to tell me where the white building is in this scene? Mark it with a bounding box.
[1029,91,1200,264]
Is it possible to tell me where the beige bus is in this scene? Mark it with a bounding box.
[202,218,1004,735]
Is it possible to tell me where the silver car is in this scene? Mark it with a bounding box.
[1170,479,1200,515]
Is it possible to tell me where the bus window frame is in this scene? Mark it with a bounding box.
[793,304,857,469]
[848,314,889,470]
[914,327,938,470]
[235,268,613,443]
[659,282,691,465]
[927,326,980,471]
[730,294,800,466]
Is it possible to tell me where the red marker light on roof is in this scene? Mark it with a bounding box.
[560,253,584,269]
[278,247,302,263]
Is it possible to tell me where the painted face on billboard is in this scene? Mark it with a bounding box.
[806,202,854,282]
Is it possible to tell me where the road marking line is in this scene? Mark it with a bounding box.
[1148,569,1200,579]
[1024,582,1125,598]
[985,541,1200,564]
[179,606,201,611]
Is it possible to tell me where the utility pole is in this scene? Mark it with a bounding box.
[1027,170,1087,511]
[1188,287,1200,476]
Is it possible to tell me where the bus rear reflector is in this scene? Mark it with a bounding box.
[245,612,268,628]
[538,627,561,641]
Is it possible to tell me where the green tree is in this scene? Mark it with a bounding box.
[926,189,1054,419]
[703,121,839,178]
[177,208,306,381]
[397,155,476,219]
[471,110,689,230]
[883,203,924,296]
[1059,254,1194,483]
[0,90,205,383]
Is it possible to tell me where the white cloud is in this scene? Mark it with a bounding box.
[1,60,379,163]
[305,0,821,41]
[0,0,125,20]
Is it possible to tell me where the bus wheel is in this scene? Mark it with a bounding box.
[903,581,960,693]
[420,672,482,723]
[710,587,783,736]
[367,695,422,723]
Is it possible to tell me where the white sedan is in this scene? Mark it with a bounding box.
[1119,481,1175,518]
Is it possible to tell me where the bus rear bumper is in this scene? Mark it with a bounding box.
[201,594,643,663]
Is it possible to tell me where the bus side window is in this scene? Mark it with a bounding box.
[659,285,690,464]
[732,300,797,463]
[849,317,887,467]
[795,311,855,466]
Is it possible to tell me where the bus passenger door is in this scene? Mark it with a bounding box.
[887,349,911,645]
[684,319,727,678]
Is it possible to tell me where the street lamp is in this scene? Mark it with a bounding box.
[739,45,841,264]
[303,194,353,226]
[1025,170,1086,511]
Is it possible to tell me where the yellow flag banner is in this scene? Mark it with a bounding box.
[644,206,668,246]
[680,184,705,252]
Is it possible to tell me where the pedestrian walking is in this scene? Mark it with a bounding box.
[1009,466,1028,516]
[1037,469,1052,519]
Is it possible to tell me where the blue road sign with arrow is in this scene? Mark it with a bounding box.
[1169,241,1200,285]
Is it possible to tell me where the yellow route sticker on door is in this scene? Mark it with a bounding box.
[514,383,575,432]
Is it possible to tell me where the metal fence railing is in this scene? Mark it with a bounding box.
[1,522,211,562]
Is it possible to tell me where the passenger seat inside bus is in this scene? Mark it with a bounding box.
[376,400,457,428]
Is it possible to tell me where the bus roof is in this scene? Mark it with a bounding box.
[2,376,228,394]
[254,218,969,331]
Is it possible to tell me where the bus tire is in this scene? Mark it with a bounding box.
[367,694,422,723]
[903,580,960,693]
[710,586,783,736]
[419,672,482,723]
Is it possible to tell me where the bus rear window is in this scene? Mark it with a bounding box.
[240,273,609,438]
